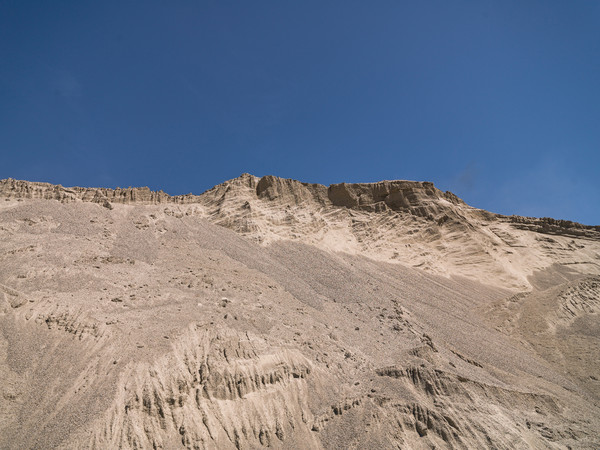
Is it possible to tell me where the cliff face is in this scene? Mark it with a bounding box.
[256,175,329,206]
[2,175,598,237]
[0,175,468,218]
[252,175,465,217]
[327,180,464,215]
[0,178,200,205]
[509,215,600,240]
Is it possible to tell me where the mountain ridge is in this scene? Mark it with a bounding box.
[2,175,599,292]
[2,174,598,230]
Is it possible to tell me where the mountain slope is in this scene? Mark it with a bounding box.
[192,174,600,290]
[0,175,599,449]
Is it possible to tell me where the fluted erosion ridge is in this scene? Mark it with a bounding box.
[4,174,597,223]
[0,178,201,206]
[208,173,468,218]
[0,174,465,215]
[2,174,598,240]
[509,215,600,239]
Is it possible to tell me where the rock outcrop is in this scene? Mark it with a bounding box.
[509,215,600,240]
[0,178,200,205]
[327,180,464,215]
[0,175,470,218]
[256,175,329,206]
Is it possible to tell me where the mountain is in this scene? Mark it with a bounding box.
[0,175,599,449]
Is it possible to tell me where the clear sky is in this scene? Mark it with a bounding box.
[1,1,599,224]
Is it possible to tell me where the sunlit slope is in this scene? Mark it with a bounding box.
[0,177,599,448]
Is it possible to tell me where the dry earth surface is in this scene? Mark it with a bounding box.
[0,174,599,449]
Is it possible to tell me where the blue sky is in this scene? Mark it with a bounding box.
[1,1,599,224]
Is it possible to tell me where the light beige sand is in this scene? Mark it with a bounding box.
[0,175,599,448]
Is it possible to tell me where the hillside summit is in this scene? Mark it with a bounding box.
[1,175,599,448]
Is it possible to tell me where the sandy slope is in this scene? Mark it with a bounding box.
[0,176,599,449]
[195,174,600,291]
